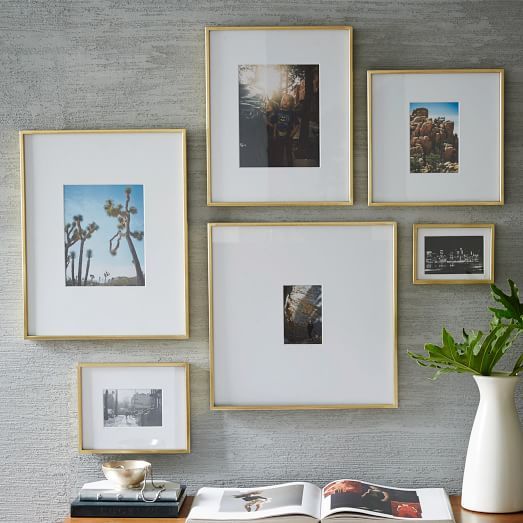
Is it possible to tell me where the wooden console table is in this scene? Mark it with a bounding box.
[65,496,523,523]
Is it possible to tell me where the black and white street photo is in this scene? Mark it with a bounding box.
[424,236,484,275]
[103,388,163,427]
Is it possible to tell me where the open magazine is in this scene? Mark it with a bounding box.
[187,480,454,523]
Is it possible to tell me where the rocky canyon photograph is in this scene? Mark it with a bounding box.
[409,102,459,174]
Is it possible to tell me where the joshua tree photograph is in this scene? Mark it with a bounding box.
[410,102,459,174]
[63,184,145,286]
[238,64,320,168]
[283,285,322,344]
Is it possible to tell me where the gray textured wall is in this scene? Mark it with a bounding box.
[1,1,522,522]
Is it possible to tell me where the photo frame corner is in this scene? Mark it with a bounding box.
[76,362,87,453]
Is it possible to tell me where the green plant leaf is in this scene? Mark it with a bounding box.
[429,368,459,380]
[478,324,503,375]
[486,325,518,375]
[408,280,523,379]
[490,280,523,326]
[488,307,516,320]
[510,351,523,376]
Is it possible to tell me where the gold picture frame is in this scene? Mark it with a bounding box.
[368,69,504,206]
[77,362,191,454]
[413,224,495,285]
[20,129,189,340]
[205,26,353,206]
[208,222,398,410]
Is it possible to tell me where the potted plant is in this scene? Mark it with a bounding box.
[408,280,523,513]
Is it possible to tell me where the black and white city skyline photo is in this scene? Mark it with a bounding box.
[424,235,484,275]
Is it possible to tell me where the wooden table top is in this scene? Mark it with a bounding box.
[65,495,523,522]
[449,497,523,522]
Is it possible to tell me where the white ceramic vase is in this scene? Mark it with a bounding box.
[461,375,523,513]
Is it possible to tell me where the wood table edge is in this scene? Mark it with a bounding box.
[450,496,523,522]
[65,495,523,522]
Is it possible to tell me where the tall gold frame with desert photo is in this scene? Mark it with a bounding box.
[20,129,189,340]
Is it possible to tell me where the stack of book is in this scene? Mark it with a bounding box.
[71,479,186,518]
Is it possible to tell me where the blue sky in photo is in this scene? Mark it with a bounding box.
[410,102,459,134]
[64,184,145,281]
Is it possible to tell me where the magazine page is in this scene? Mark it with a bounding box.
[320,480,452,520]
[189,482,322,521]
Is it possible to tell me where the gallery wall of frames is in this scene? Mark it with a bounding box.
[21,27,503,415]
[4,6,519,519]
[19,26,505,438]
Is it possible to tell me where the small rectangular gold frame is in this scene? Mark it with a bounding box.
[77,362,191,454]
[20,129,189,340]
[413,223,495,285]
[205,26,353,207]
[208,221,398,410]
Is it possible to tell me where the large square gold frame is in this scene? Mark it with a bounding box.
[367,69,504,206]
[413,223,495,285]
[77,362,191,454]
[205,26,353,207]
[208,221,398,410]
[20,129,189,340]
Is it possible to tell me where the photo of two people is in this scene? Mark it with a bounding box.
[238,64,320,168]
